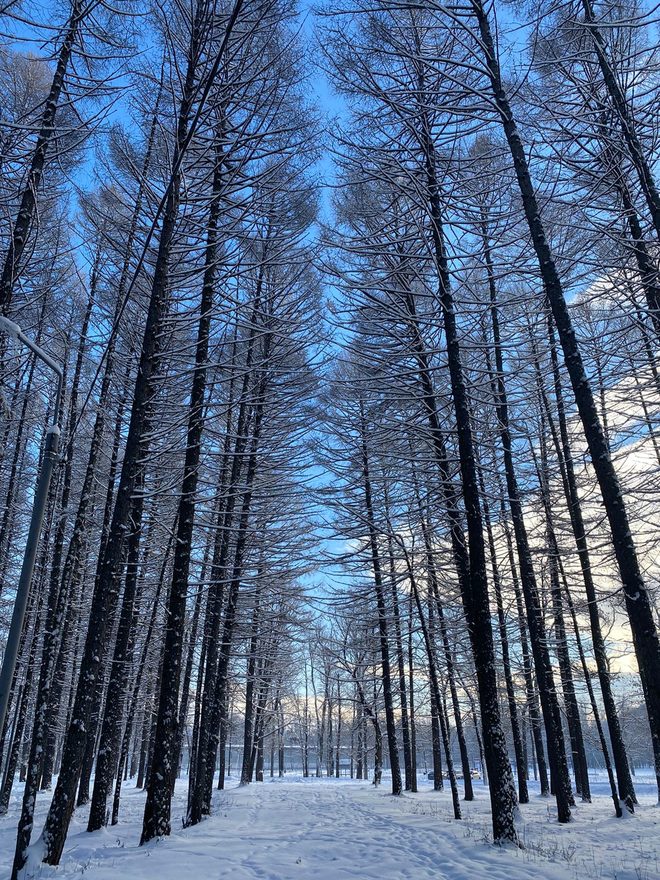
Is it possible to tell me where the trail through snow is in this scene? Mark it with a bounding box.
[0,775,657,880]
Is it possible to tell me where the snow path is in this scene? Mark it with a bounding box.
[0,776,657,879]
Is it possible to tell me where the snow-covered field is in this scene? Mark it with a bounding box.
[0,774,657,880]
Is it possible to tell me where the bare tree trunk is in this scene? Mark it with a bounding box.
[411,466,473,801]
[383,485,412,791]
[499,495,550,797]
[408,548,461,820]
[580,0,660,241]
[398,267,515,837]
[353,678,381,787]
[187,273,266,825]
[39,274,97,791]
[240,591,261,785]
[172,555,207,790]
[407,588,417,792]
[557,554,623,817]
[112,526,173,824]
[0,575,46,814]
[88,477,146,830]
[481,227,572,819]
[416,107,519,836]
[477,458,528,804]
[190,330,272,824]
[359,409,402,796]
[0,0,84,314]
[472,0,660,769]
[141,123,228,843]
[615,173,660,340]
[534,319,636,809]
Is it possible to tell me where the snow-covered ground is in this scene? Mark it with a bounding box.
[0,773,657,880]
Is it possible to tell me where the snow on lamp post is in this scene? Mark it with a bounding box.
[0,316,63,738]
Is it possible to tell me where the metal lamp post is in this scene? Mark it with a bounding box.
[0,315,63,739]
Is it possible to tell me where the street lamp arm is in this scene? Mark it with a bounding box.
[0,315,64,428]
